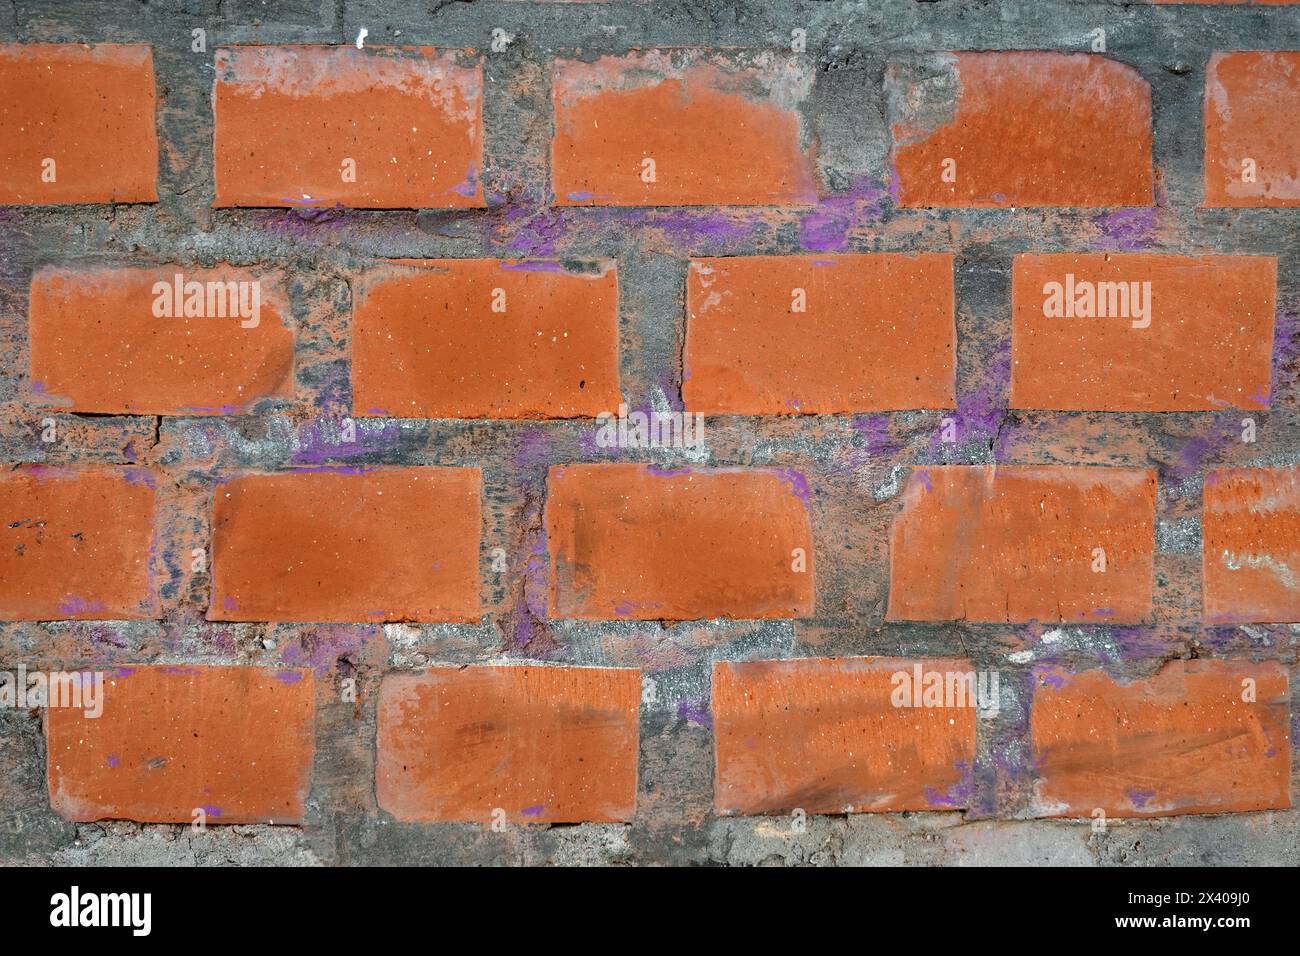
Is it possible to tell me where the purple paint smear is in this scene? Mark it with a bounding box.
[798,176,887,252]
[1093,208,1158,252]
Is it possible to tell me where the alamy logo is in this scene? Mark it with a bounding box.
[595,403,705,449]
[152,272,261,328]
[890,664,1000,716]
[0,665,103,718]
[1042,273,1151,329]
[50,886,151,936]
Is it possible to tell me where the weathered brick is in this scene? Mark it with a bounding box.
[713,657,979,815]
[1030,661,1290,816]
[1011,254,1276,411]
[214,46,482,208]
[889,52,1152,207]
[376,664,640,823]
[552,53,817,206]
[29,265,294,415]
[352,259,620,419]
[1204,467,1300,623]
[210,468,481,623]
[887,466,1157,623]
[684,254,955,414]
[47,665,315,824]
[547,464,814,620]
[0,466,156,621]
[0,43,157,204]
[1205,51,1300,207]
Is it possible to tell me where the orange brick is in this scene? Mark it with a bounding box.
[47,665,315,824]
[713,657,979,815]
[684,254,955,415]
[1031,661,1290,816]
[0,43,157,204]
[210,468,481,623]
[887,466,1156,623]
[1205,52,1300,207]
[29,265,294,415]
[552,53,817,206]
[214,46,482,208]
[547,464,814,620]
[352,260,621,419]
[890,52,1152,207]
[1011,254,1276,411]
[1204,467,1300,623]
[0,466,156,621]
[376,665,640,823]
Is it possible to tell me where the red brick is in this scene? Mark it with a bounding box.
[887,466,1156,623]
[552,53,817,206]
[353,260,621,419]
[890,52,1152,207]
[713,657,978,815]
[0,466,156,621]
[47,665,315,824]
[1011,254,1276,411]
[214,46,482,208]
[0,43,157,204]
[1205,52,1300,207]
[210,467,481,623]
[1031,661,1290,817]
[1204,467,1300,623]
[684,254,955,414]
[547,464,814,620]
[376,665,640,823]
[29,265,294,415]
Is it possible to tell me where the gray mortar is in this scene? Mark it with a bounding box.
[1,0,1299,865]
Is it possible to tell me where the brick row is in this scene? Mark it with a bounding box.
[40,659,1289,823]
[3,46,1296,207]
[24,252,1279,417]
[7,463,1300,624]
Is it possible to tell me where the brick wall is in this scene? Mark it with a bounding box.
[1,0,1298,867]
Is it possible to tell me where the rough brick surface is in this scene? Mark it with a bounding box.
[889,52,1152,208]
[29,265,294,415]
[552,53,818,206]
[1030,661,1290,817]
[1205,52,1300,207]
[714,657,978,815]
[1010,254,1276,411]
[214,46,482,208]
[888,466,1157,623]
[547,464,815,620]
[353,259,620,418]
[1204,467,1300,623]
[2,0,1299,870]
[210,468,481,623]
[0,466,156,620]
[47,665,315,824]
[685,254,955,414]
[0,43,157,204]
[377,664,640,823]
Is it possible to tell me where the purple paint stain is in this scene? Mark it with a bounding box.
[652,209,758,246]
[1033,664,1069,690]
[110,667,136,679]
[778,468,812,502]
[106,755,120,768]
[1093,607,1116,617]
[676,699,713,729]
[273,669,305,684]
[58,595,105,616]
[292,418,402,466]
[222,595,240,611]
[646,464,691,477]
[512,425,552,471]
[914,468,934,492]
[852,414,902,458]
[924,761,975,809]
[1094,207,1158,252]
[1127,788,1156,810]
[797,176,887,252]
[504,206,566,258]
[202,805,223,818]
[521,804,545,817]
[500,260,570,273]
